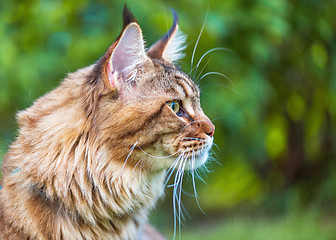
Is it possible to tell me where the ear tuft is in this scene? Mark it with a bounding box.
[148,9,187,63]
[162,27,187,63]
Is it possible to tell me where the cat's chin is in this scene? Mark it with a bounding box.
[184,151,209,170]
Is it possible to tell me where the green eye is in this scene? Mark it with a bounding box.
[167,100,180,114]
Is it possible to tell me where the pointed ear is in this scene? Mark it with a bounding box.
[147,9,187,63]
[105,6,150,90]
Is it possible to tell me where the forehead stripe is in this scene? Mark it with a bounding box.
[176,81,189,98]
[176,75,195,90]
[175,78,193,98]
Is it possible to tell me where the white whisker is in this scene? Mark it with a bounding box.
[195,59,211,83]
[190,11,208,77]
[172,154,188,240]
[176,156,187,240]
[138,146,178,159]
[212,143,219,150]
[210,155,222,166]
[132,157,144,171]
[211,116,226,122]
[191,151,206,214]
[138,158,146,183]
[193,47,234,79]
[200,71,233,85]
[179,200,191,220]
[165,154,184,188]
[200,82,240,95]
[194,167,207,184]
[200,71,239,94]
[172,164,180,238]
[189,64,200,77]
[180,188,194,197]
[119,141,138,181]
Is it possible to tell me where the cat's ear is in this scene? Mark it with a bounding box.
[105,5,150,90]
[147,10,187,63]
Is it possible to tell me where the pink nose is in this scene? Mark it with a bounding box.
[201,118,215,137]
[207,126,215,137]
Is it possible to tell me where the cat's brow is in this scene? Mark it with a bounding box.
[174,75,196,98]
[175,79,190,98]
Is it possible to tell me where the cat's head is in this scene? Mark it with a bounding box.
[91,6,214,172]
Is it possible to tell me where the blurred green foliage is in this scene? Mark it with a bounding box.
[1,0,336,235]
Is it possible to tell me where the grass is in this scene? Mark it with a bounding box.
[162,210,336,240]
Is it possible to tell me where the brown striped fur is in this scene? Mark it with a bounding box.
[0,6,214,240]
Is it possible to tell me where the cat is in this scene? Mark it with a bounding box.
[0,5,215,240]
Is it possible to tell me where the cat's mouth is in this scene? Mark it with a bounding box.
[139,136,213,171]
[177,136,213,170]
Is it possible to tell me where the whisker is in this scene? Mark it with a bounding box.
[202,164,210,173]
[195,59,211,84]
[139,158,146,183]
[189,10,208,77]
[199,72,240,95]
[189,64,200,77]
[211,143,220,156]
[191,151,206,214]
[172,158,182,239]
[138,146,178,159]
[177,156,187,239]
[173,154,188,240]
[209,155,222,166]
[119,141,138,180]
[165,154,184,188]
[132,157,144,171]
[211,116,226,122]
[200,71,233,85]
[200,83,240,96]
[180,188,194,197]
[194,167,208,184]
[180,200,191,220]
[193,47,234,79]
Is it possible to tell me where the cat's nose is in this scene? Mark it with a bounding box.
[207,125,215,137]
[201,117,215,137]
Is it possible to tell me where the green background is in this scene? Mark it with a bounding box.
[1,0,336,239]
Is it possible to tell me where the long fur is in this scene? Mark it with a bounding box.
[0,6,214,240]
[148,9,187,63]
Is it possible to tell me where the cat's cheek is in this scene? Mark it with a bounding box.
[158,157,178,170]
[159,135,179,153]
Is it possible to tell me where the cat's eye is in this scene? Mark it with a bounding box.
[166,100,181,115]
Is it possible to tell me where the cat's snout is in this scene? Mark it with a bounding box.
[200,117,215,138]
[207,125,215,137]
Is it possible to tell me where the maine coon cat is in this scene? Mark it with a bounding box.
[0,6,215,240]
